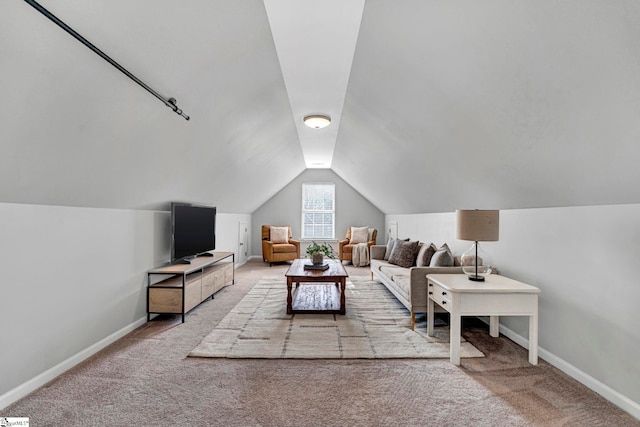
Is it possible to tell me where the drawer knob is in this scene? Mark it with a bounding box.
[428,283,433,287]
[442,301,447,304]
[442,291,447,295]
[428,291,433,295]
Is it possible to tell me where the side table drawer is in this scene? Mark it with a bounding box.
[428,281,452,310]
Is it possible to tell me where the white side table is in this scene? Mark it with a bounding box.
[427,274,540,365]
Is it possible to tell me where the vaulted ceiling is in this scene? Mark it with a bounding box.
[2,1,640,214]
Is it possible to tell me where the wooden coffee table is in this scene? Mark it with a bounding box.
[284,259,348,314]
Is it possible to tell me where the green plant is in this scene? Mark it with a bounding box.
[305,241,336,259]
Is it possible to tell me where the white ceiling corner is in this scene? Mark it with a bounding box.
[264,0,365,169]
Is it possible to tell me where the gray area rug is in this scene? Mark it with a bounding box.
[189,277,484,359]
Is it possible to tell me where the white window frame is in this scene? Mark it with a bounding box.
[301,182,335,240]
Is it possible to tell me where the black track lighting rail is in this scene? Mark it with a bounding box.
[24,0,190,120]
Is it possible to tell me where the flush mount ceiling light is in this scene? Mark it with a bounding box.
[303,114,331,129]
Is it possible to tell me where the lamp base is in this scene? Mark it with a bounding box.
[461,241,493,282]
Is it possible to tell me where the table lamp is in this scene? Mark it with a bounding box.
[456,209,499,281]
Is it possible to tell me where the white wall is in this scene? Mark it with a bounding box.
[215,213,252,265]
[387,204,640,418]
[251,169,384,257]
[0,203,249,408]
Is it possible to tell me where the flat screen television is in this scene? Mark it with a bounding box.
[171,202,216,263]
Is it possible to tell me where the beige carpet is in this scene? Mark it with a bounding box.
[5,260,638,425]
[189,277,483,359]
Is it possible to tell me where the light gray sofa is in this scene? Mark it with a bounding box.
[370,244,463,330]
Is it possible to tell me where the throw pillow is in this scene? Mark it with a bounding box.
[414,242,424,266]
[416,242,437,267]
[270,226,289,244]
[429,243,454,267]
[349,226,369,244]
[388,240,419,268]
[384,237,408,261]
[384,237,396,260]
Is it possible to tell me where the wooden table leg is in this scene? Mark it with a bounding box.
[339,278,346,314]
[287,277,293,314]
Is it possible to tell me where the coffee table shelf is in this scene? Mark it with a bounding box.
[285,259,348,314]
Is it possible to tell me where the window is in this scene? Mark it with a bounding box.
[302,182,335,239]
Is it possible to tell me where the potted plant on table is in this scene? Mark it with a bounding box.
[306,241,337,265]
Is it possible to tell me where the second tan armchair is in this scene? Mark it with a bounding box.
[261,225,300,266]
[339,226,377,262]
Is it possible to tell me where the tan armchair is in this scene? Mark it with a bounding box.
[339,227,377,262]
[261,225,300,266]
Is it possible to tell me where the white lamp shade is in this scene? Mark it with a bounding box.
[456,210,499,242]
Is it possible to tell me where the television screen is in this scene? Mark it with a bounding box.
[171,202,216,262]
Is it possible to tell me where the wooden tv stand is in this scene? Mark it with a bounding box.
[147,251,234,323]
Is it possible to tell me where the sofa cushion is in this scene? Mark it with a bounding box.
[388,240,419,268]
[350,226,370,244]
[430,243,454,267]
[379,265,409,279]
[392,274,410,301]
[270,226,289,244]
[416,242,437,267]
[370,258,388,273]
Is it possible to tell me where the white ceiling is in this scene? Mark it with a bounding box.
[2,0,640,214]
[264,0,364,168]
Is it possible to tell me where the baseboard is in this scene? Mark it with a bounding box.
[484,319,640,421]
[0,316,148,410]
